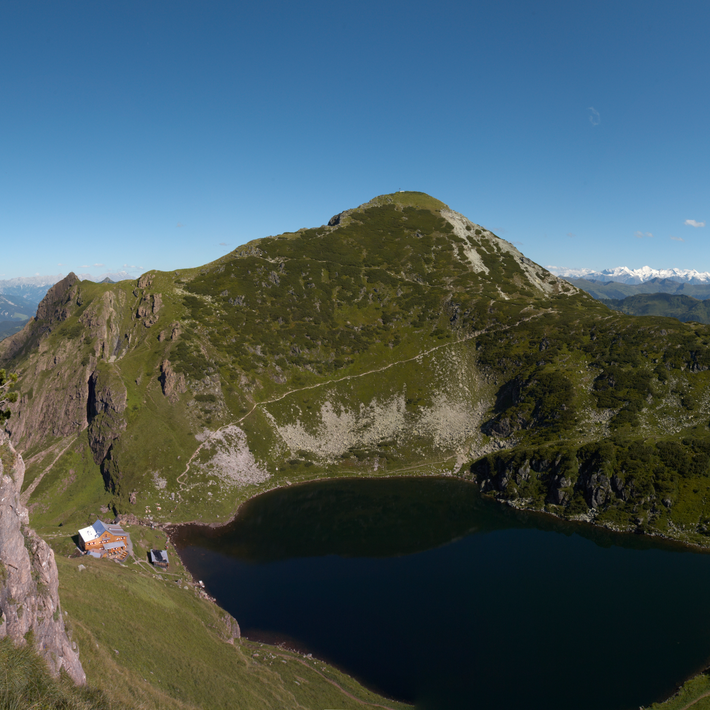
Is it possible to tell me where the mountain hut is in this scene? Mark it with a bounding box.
[77,519,130,561]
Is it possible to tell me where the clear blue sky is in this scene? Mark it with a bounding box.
[1,0,708,280]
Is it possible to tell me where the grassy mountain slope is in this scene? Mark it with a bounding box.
[0,637,113,710]
[52,552,407,710]
[605,292,710,324]
[0,318,29,341]
[568,276,710,301]
[4,191,710,705]
[1,192,579,531]
[0,548,408,710]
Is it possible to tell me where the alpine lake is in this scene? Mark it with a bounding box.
[171,477,710,710]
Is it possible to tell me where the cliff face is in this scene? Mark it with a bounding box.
[0,273,91,450]
[0,433,85,684]
[0,274,135,453]
[34,273,81,326]
[87,364,128,465]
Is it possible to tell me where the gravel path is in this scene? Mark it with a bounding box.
[172,312,548,509]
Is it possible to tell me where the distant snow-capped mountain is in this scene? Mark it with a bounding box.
[0,275,65,305]
[0,274,64,290]
[0,271,139,305]
[547,265,710,285]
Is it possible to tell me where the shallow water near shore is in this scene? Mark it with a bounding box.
[172,477,710,710]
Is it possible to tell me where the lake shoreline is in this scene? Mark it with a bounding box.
[163,468,710,558]
[164,473,710,710]
[168,474,710,710]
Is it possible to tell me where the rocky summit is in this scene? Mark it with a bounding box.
[2,191,710,548]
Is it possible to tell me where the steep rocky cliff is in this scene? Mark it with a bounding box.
[87,363,128,465]
[0,274,91,449]
[0,432,85,684]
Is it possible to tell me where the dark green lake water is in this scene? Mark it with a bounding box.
[172,477,710,710]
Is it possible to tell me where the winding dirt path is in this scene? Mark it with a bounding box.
[675,689,710,710]
[171,312,548,509]
[21,433,80,505]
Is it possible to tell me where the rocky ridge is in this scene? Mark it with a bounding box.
[0,432,85,684]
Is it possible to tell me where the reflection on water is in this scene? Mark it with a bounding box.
[173,477,710,710]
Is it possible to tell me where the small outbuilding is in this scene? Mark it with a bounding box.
[149,550,169,569]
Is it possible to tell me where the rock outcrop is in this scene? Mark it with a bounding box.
[87,364,128,465]
[0,274,136,452]
[0,274,90,449]
[0,433,85,684]
[34,273,80,326]
[159,359,186,403]
[79,289,130,361]
[137,273,154,289]
[468,444,649,522]
[136,293,162,327]
[0,273,80,364]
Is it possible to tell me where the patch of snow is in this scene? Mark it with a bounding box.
[548,265,710,284]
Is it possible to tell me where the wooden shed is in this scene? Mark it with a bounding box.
[149,550,169,569]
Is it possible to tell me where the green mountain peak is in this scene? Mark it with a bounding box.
[360,190,450,212]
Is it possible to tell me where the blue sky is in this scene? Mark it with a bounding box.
[1,0,708,280]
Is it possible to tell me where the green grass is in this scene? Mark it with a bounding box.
[650,672,710,709]
[364,191,450,212]
[0,442,16,476]
[55,552,410,710]
[24,433,111,534]
[0,636,114,710]
[21,442,63,494]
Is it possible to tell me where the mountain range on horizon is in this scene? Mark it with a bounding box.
[0,271,138,342]
[549,265,710,285]
[0,270,137,290]
[6,266,710,298]
[0,271,137,302]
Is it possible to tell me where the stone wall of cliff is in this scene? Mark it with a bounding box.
[0,274,90,449]
[0,432,85,684]
[87,363,128,466]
